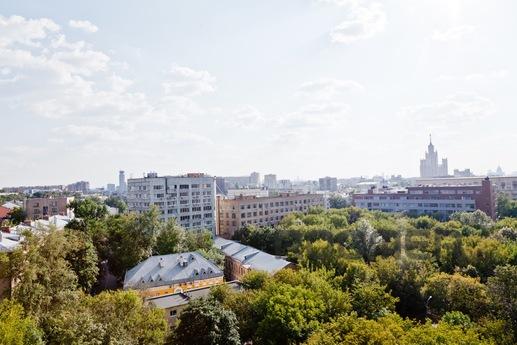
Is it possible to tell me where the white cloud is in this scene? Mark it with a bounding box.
[68,19,98,33]
[298,78,363,100]
[436,69,509,82]
[401,93,495,124]
[162,65,216,96]
[330,3,386,44]
[0,15,59,47]
[316,0,360,8]
[432,25,475,42]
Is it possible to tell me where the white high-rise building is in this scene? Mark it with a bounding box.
[419,136,448,178]
[263,174,277,189]
[119,170,127,194]
[250,172,260,187]
[127,173,216,234]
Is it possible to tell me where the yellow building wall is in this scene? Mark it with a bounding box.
[139,276,224,298]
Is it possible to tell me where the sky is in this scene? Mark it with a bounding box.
[0,0,516,187]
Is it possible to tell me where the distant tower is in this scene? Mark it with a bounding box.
[420,135,448,177]
[118,170,127,194]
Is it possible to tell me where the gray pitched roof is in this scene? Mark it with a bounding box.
[213,237,292,274]
[123,252,223,290]
[147,281,243,309]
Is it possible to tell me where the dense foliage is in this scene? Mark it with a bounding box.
[0,201,515,344]
[229,207,517,343]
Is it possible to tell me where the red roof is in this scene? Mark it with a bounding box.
[0,206,10,219]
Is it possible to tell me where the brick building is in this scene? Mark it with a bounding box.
[353,177,495,220]
[217,193,325,238]
[24,196,72,220]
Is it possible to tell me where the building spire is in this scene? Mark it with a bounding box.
[429,133,432,145]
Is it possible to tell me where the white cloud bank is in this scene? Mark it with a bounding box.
[330,2,386,44]
[68,19,98,33]
[432,25,475,41]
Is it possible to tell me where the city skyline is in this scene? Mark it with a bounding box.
[1,0,517,187]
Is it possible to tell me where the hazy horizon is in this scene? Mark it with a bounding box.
[1,0,516,187]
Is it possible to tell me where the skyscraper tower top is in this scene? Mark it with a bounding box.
[420,136,448,178]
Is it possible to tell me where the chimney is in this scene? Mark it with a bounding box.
[159,257,165,268]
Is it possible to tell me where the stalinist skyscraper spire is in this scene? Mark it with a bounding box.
[419,135,448,177]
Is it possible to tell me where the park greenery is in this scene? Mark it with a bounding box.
[0,196,515,344]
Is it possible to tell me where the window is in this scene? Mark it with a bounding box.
[170,310,177,316]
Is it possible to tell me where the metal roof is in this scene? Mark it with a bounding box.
[123,252,223,290]
[147,281,243,309]
[213,237,292,274]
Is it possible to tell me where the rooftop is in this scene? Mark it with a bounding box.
[147,281,243,309]
[213,237,292,274]
[123,252,223,290]
[0,232,22,253]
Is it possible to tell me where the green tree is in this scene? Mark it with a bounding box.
[173,298,240,345]
[486,265,517,335]
[329,195,348,209]
[65,231,99,292]
[10,230,80,317]
[496,193,517,219]
[153,218,185,255]
[45,290,168,345]
[255,284,324,344]
[102,208,161,281]
[104,195,128,213]
[241,270,270,290]
[352,219,384,263]
[421,272,489,319]
[69,197,108,221]
[8,207,26,225]
[0,299,43,345]
[350,282,398,319]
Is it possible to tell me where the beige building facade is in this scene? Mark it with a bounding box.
[24,197,72,220]
[217,192,325,238]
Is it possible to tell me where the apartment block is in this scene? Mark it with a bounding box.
[127,173,216,233]
[416,175,517,200]
[319,176,338,192]
[353,177,495,220]
[24,196,72,220]
[217,192,326,238]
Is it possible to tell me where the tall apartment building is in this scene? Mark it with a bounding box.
[263,174,277,189]
[353,177,495,220]
[420,137,448,178]
[24,196,72,220]
[119,170,127,195]
[127,173,216,233]
[249,172,260,188]
[319,176,338,192]
[217,193,326,238]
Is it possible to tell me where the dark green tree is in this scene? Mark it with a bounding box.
[173,298,240,345]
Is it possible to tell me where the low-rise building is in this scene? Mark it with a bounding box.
[415,175,517,200]
[353,177,495,220]
[213,237,295,281]
[24,196,72,220]
[227,188,269,199]
[217,192,325,239]
[123,252,224,298]
[147,281,243,326]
